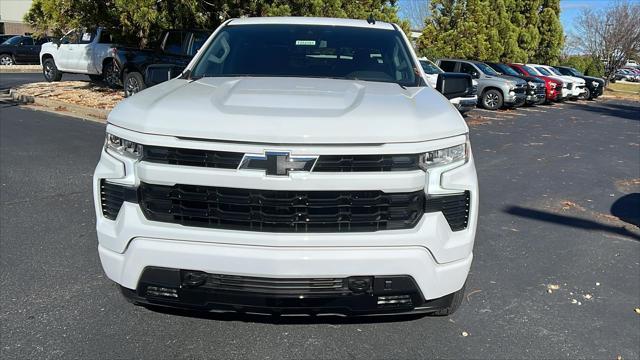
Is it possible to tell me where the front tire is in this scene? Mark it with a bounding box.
[103,60,120,88]
[0,54,14,66]
[583,87,592,100]
[123,71,146,97]
[481,89,503,110]
[42,58,62,82]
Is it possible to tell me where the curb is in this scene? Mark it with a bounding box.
[0,66,42,74]
[10,88,109,122]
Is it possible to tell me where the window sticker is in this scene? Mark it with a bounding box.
[295,40,316,46]
[82,33,91,42]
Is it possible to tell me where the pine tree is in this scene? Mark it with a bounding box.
[533,0,563,64]
[512,0,541,61]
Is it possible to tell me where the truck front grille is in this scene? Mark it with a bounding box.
[142,146,422,172]
[138,183,424,232]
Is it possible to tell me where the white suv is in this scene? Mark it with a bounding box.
[93,17,479,316]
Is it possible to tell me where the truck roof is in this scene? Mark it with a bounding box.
[227,16,396,30]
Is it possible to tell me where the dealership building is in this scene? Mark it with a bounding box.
[0,0,33,35]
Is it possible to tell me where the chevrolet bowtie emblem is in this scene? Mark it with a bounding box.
[239,151,317,176]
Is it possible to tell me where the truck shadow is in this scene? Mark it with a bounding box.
[504,204,640,241]
[571,100,640,122]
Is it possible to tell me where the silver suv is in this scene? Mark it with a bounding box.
[438,59,527,110]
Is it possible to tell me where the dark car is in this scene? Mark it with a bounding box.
[555,66,604,100]
[0,35,52,65]
[485,62,546,105]
[113,29,211,97]
[0,34,19,44]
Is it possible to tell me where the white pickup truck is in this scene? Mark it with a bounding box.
[40,27,118,87]
[93,17,478,317]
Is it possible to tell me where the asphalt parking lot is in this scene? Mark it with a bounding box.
[1,74,639,359]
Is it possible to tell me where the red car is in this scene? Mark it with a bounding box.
[509,63,564,103]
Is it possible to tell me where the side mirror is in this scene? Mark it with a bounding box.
[470,71,480,79]
[145,64,184,86]
[436,72,472,99]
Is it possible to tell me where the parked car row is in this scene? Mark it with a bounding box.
[614,68,640,82]
[417,57,605,111]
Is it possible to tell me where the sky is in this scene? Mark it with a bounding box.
[397,0,639,33]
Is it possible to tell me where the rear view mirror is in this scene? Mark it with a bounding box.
[436,73,472,99]
[145,64,184,86]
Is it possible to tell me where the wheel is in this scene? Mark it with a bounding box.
[123,71,146,97]
[429,282,466,316]
[481,89,503,110]
[103,61,120,88]
[0,54,14,66]
[582,87,592,100]
[88,74,103,83]
[42,58,62,82]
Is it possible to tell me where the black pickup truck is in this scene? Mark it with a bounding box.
[113,29,211,97]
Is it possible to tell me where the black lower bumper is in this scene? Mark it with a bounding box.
[121,267,457,316]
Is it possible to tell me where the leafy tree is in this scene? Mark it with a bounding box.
[25,0,410,47]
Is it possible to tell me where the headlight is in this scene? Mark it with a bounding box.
[549,82,557,88]
[105,133,143,159]
[592,81,599,87]
[419,142,468,169]
[527,81,535,87]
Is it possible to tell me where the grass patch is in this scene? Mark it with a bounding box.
[608,82,640,94]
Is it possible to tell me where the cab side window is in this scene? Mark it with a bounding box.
[21,37,34,46]
[439,60,457,72]
[163,31,187,55]
[460,62,479,78]
[61,31,79,45]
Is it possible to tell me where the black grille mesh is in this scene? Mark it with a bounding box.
[143,146,244,169]
[424,191,471,231]
[142,146,421,172]
[100,180,128,220]
[138,183,424,233]
[313,154,421,172]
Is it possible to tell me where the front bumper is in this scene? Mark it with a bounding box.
[94,130,478,314]
[504,91,526,106]
[450,95,478,113]
[105,242,473,315]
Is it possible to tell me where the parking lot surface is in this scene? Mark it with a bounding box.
[1,75,639,359]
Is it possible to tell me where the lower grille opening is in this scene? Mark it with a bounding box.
[424,191,471,231]
[138,183,424,233]
[99,180,138,220]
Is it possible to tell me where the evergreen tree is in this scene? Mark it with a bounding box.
[512,0,541,61]
[418,0,492,60]
[533,0,563,64]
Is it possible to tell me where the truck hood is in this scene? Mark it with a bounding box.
[108,77,467,144]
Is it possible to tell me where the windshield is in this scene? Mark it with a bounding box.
[521,65,537,75]
[567,67,583,76]
[191,24,419,86]
[492,63,519,76]
[419,59,442,74]
[535,66,552,76]
[548,67,563,76]
[3,36,23,45]
[476,62,499,76]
